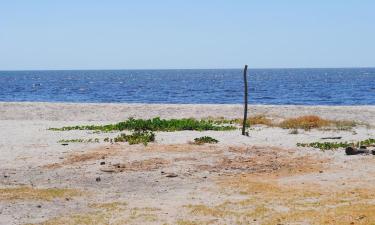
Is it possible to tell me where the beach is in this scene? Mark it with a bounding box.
[1,102,375,224]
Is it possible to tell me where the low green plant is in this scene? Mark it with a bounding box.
[359,138,375,146]
[193,136,219,145]
[58,138,99,143]
[297,142,352,150]
[105,131,155,145]
[49,117,236,132]
[297,138,375,151]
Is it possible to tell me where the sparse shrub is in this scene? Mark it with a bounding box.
[226,115,273,127]
[279,115,330,130]
[193,136,219,145]
[113,131,155,145]
[332,120,358,131]
[247,115,273,126]
[279,115,359,131]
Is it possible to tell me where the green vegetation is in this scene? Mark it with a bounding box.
[297,138,375,150]
[193,136,219,145]
[49,117,236,132]
[58,138,100,143]
[297,142,352,150]
[104,131,155,145]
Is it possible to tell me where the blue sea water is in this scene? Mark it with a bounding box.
[0,68,375,105]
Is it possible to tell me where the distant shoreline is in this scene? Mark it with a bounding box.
[1,67,375,72]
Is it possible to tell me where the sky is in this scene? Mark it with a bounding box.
[1,0,375,70]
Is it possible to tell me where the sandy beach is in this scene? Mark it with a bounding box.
[1,102,375,224]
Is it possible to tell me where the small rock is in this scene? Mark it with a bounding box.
[100,168,116,173]
[61,143,68,146]
[319,171,323,173]
[96,177,101,182]
[165,173,178,178]
[100,162,105,165]
[37,205,42,208]
[203,176,207,179]
[161,171,165,174]
[4,175,8,178]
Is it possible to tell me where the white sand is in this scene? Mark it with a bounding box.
[2,102,375,124]
[1,102,375,224]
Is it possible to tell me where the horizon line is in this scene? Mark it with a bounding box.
[1,66,375,72]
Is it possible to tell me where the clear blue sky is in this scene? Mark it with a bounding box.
[1,0,374,70]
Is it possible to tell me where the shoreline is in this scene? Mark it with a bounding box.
[1,101,375,124]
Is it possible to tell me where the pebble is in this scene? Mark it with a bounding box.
[165,173,178,178]
[96,177,101,182]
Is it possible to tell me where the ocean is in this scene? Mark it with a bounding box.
[0,68,374,105]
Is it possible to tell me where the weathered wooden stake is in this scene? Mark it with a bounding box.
[242,65,248,136]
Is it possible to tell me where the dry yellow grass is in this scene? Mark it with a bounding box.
[279,115,331,130]
[278,115,358,130]
[246,115,274,126]
[0,186,80,201]
[185,174,375,225]
[38,203,161,225]
[209,115,358,131]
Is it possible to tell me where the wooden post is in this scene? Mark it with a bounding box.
[242,65,248,136]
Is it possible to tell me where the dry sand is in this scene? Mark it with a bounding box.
[1,102,375,224]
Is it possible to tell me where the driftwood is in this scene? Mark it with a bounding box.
[345,146,375,155]
[321,137,342,140]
